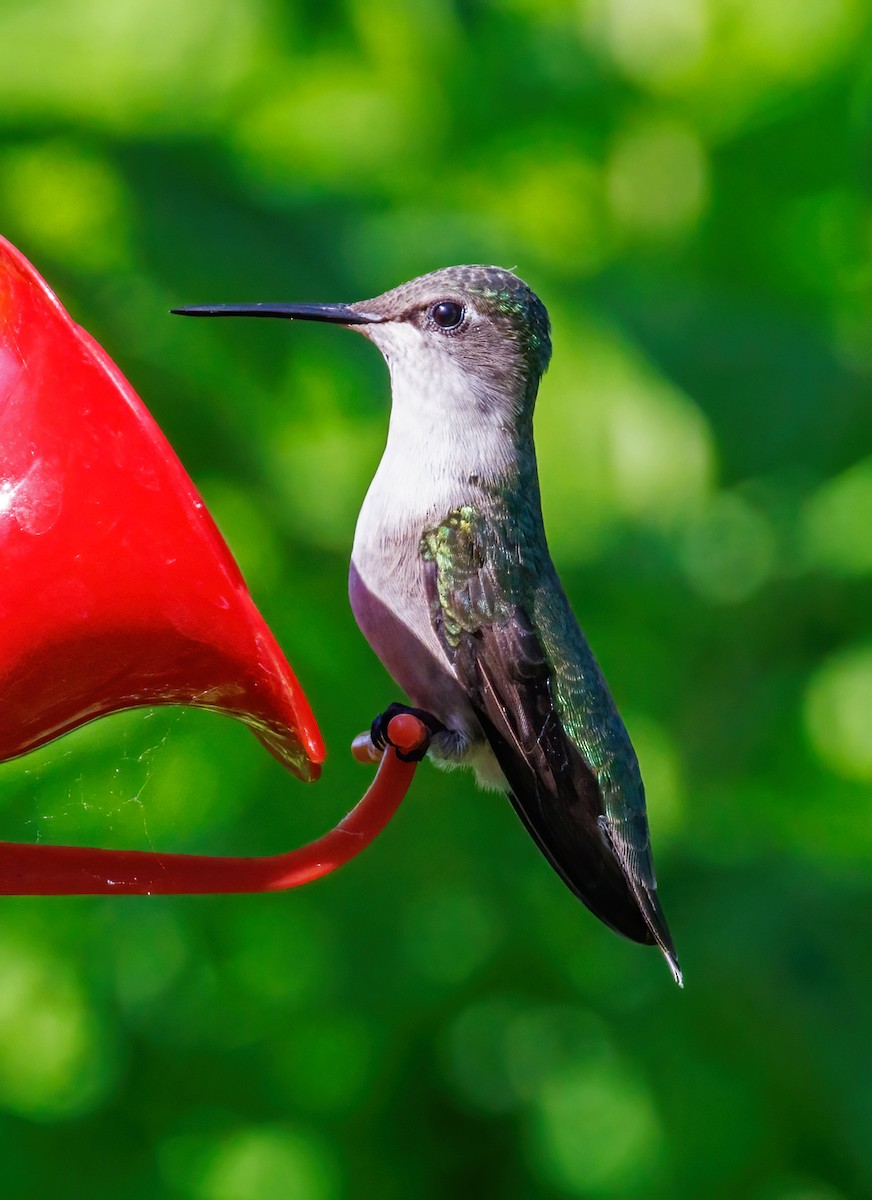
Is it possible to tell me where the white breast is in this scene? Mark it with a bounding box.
[349,326,512,736]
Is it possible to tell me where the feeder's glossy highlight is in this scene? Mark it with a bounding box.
[0,236,323,780]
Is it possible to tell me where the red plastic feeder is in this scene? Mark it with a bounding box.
[0,236,423,895]
[0,234,322,781]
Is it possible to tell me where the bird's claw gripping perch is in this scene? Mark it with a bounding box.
[371,703,444,762]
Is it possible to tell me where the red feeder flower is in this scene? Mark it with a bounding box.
[0,236,424,895]
[0,235,322,779]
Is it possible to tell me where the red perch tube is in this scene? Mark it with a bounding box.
[0,715,428,895]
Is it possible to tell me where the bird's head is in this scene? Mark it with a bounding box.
[174,265,551,423]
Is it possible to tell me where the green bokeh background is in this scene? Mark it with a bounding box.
[1,1,871,1197]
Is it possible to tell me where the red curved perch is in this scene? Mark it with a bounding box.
[0,715,427,896]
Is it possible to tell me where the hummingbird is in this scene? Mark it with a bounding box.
[173,265,681,985]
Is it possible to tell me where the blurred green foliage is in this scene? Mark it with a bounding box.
[0,0,871,1197]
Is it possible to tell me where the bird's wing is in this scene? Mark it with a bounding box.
[421,505,679,979]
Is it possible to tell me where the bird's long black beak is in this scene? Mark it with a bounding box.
[171,302,383,325]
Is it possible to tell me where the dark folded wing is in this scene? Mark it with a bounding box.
[421,506,679,978]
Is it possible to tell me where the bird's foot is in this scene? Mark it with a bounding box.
[370,702,445,762]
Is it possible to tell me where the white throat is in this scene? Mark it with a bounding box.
[354,322,523,542]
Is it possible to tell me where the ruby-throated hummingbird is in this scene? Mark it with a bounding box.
[174,266,681,985]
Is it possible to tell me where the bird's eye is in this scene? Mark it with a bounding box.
[430,301,465,330]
